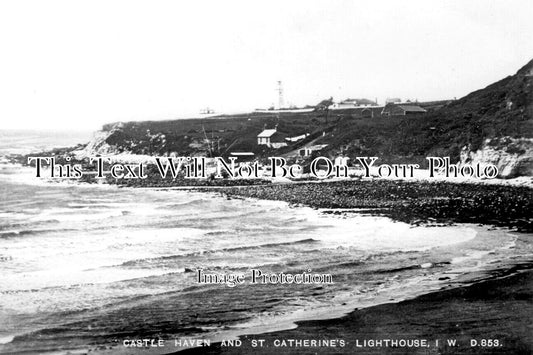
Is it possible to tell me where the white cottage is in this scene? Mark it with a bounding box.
[257,126,287,148]
[257,129,277,146]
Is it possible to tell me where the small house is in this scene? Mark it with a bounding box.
[257,126,287,148]
[350,106,385,118]
[382,104,427,116]
[257,129,276,145]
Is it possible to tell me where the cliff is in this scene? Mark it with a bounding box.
[318,59,533,175]
[79,59,533,177]
[461,137,533,178]
[456,59,533,177]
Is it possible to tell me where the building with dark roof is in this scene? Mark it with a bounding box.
[382,104,427,116]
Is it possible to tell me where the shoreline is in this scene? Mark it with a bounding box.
[90,225,531,355]
[173,263,533,355]
[1,162,532,354]
[6,160,532,232]
[194,179,533,233]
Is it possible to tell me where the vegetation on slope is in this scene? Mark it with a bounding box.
[99,60,532,168]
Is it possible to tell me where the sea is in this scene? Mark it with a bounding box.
[0,129,531,354]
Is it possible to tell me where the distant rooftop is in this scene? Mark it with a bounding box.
[386,98,402,104]
[340,98,377,106]
[257,129,277,138]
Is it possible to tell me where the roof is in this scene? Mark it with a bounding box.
[286,133,309,142]
[340,98,377,106]
[305,144,328,151]
[230,152,254,156]
[397,105,427,112]
[257,129,277,138]
[386,98,402,103]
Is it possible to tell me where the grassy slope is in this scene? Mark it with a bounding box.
[103,111,330,156]
[101,60,533,167]
[318,59,533,166]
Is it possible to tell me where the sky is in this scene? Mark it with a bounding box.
[0,0,532,130]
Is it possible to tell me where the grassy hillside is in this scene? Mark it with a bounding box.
[316,59,533,166]
[100,59,532,167]
[102,111,330,157]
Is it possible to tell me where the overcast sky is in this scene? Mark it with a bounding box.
[0,0,532,130]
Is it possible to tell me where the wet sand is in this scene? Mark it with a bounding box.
[174,264,532,355]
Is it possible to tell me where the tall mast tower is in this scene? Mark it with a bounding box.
[277,80,284,109]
